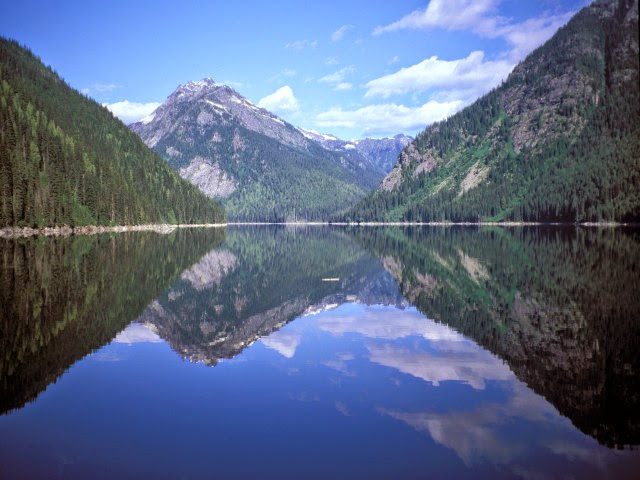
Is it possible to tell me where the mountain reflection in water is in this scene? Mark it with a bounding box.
[0,226,639,479]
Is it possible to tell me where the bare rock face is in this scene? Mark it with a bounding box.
[458,161,490,197]
[179,156,236,198]
[381,143,437,192]
[381,166,403,192]
[180,249,237,291]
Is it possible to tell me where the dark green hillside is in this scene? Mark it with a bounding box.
[0,38,224,227]
[345,0,639,223]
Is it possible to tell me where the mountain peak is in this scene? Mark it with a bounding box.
[184,77,217,89]
[130,76,412,219]
[171,78,220,98]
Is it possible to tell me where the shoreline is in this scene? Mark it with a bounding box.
[0,223,226,239]
[0,220,632,238]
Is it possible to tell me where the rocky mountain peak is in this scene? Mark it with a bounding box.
[184,77,217,89]
[132,77,305,152]
[129,76,413,219]
[170,77,218,99]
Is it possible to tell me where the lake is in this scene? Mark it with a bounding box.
[1,226,639,479]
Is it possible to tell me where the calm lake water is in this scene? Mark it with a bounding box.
[1,226,639,479]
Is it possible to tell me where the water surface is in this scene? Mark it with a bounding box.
[1,226,639,479]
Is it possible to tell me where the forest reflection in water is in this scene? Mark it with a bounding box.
[0,225,639,479]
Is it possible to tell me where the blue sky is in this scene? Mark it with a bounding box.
[1,0,589,139]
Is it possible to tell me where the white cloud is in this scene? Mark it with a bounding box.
[316,99,462,136]
[546,441,610,469]
[364,51,513,100]
[389,55,400,65]
[334,82,352,91]
[351,2,576,138]
[262,330,302,358]
[368,343,512,390]
[331,24,353,42]
[325,56,339,66]
[318,66,355,84]
[258,85,300,114]
[374,0,575,62]
[374,0,500,36]
[82,83,120,95]
[379,382,561,468]
[318,304,512,390]
[381,407,516,466]
[113,322,162,344]
[323,352,356,377]
[498,12,575,62]
[285,39,318,51]
[103,100,161,124]
[318,307,464,342]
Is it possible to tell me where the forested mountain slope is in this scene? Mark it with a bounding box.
[0,38,224,227]
[345,0,639,223]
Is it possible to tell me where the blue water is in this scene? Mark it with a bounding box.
[1,227,639,479]
[0,303,635,479]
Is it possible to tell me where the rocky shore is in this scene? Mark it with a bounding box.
[0,223,226,238]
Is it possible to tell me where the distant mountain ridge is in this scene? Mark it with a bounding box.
[130,79,409,221]
[0,38,224,227]
[353,135,413,174]
[345,0,639,223]
[297,127,412,175]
